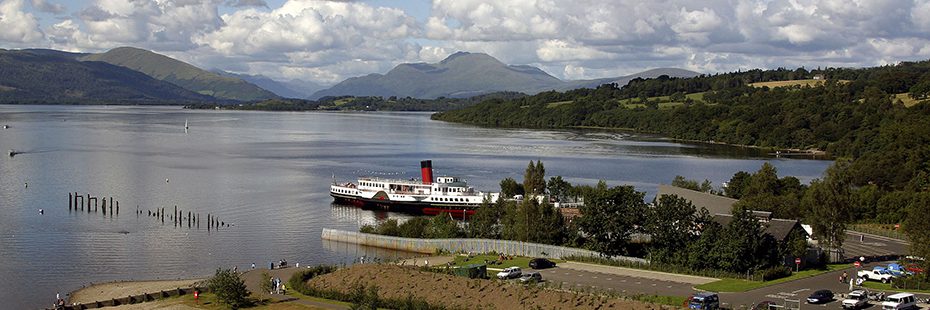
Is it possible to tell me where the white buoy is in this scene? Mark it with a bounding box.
[39,209,43,214]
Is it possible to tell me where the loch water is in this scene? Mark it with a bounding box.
[0,105,832,309]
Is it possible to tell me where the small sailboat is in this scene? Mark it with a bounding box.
[9,149,16,157]
[184,119,189,130]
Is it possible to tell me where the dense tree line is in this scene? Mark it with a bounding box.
[361,161,806,276]
[186,92,527,112]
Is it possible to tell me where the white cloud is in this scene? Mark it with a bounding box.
[2,0,930,85]
[0,0,44,44]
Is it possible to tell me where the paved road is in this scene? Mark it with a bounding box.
[722,263,930,309]
[842,231,910,260]
[533,266,698,297]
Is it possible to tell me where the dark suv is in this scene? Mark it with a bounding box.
[688,292,719,310]
[529,258,555,269]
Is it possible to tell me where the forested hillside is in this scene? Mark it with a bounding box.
[0,49,214,104]
[433,61,930,192]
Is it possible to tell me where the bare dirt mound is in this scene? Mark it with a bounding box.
[308,264,663,310]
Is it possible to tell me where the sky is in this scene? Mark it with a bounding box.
[2,0,930,85]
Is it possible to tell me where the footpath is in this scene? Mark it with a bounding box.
[241,267,347,310]
[558,261,718,285]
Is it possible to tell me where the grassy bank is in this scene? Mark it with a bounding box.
[696,264,849,292]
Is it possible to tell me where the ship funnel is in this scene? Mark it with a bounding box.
[420,160,433,185]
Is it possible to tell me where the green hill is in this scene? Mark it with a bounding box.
[81,47,278,101]
[0,49,214,104]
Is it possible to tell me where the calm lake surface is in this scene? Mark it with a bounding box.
[0,105,831,308]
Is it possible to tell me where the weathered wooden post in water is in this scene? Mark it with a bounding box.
[69,193,72,211]
[87,195,97,213]
[76,193,84,211]
[115,201,119,215]
[102,198,107,215]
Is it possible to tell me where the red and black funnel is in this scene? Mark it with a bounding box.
[420,160,433,185]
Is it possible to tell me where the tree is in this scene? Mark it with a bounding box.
[398,217,429,238]
[208,268,251,309]
[425,213,462,238]
[467,198,502,239]
[718,207,778,273]
[726,171,752,199]
[523,160,546,195]
[576,182,645,256]
[547,176,572,201]
[803,160,853,252]
[500,177,524,198]
[671,175,700,191]
[645,194,705,264]
[903,192,930,277]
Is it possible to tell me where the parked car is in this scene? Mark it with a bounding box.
[519,272,542,283]
[496,266,522,279]
[806,289,834,304]
[842,290,870,309]
[529,258,556,269]
[888,263,914,277]
[688,292,720,310]
[859,268,895,283]
[881,292,917,310]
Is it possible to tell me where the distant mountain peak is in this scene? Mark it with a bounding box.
[312,51,699,99]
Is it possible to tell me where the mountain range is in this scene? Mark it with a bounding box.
[0,49,212,103]
[81,47,278,101]
[0,47,699,104]
[311,52,700,99]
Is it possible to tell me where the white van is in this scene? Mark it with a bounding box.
[881,292,917,310]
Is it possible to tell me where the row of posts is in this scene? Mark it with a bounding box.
[67,192,230,231]
[69,192,119,216]
[138,206,229,230]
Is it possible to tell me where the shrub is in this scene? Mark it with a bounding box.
[760,266,792,281]
[207,268,251,309]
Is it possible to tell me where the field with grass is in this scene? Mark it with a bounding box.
[103,293,330,310]
[893,93,927,107]
[695,264,849,292]
[749,79,851,88]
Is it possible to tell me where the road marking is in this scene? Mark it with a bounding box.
[592,276,598,279]
[635,281,641,284]
[791,288,809,294]
[620,279,626,282]
[652,283,657,286]
[667,286,673,288]
[606,278,612,281]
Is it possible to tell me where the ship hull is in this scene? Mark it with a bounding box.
[330,192,478,217]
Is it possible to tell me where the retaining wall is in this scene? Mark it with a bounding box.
[321,228,647,264]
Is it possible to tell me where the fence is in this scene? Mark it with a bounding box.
[321,228,647,264]
[849,224,909,241]
[50,287,203,310]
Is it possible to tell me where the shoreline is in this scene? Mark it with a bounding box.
[68,278,207,305]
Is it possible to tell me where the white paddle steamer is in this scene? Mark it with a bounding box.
[330,160,500,217]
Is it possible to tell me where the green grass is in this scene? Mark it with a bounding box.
[546,100,573,108]
[695,264,849,292]
[893,93,925,107]
[861,281,930,294]
[849,223,908,240]
[617,91,706,109]
[449,254,562,270]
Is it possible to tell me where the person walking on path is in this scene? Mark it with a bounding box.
[842,271,848,283]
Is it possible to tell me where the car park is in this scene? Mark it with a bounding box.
[529,258,556,269]
[842,290,870,309]
[859,268,895,283]
[806,289,834,304]
[688,292,720,310]
[881,292,917,310]
[519,272,542,283]
[496,266,522,279]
